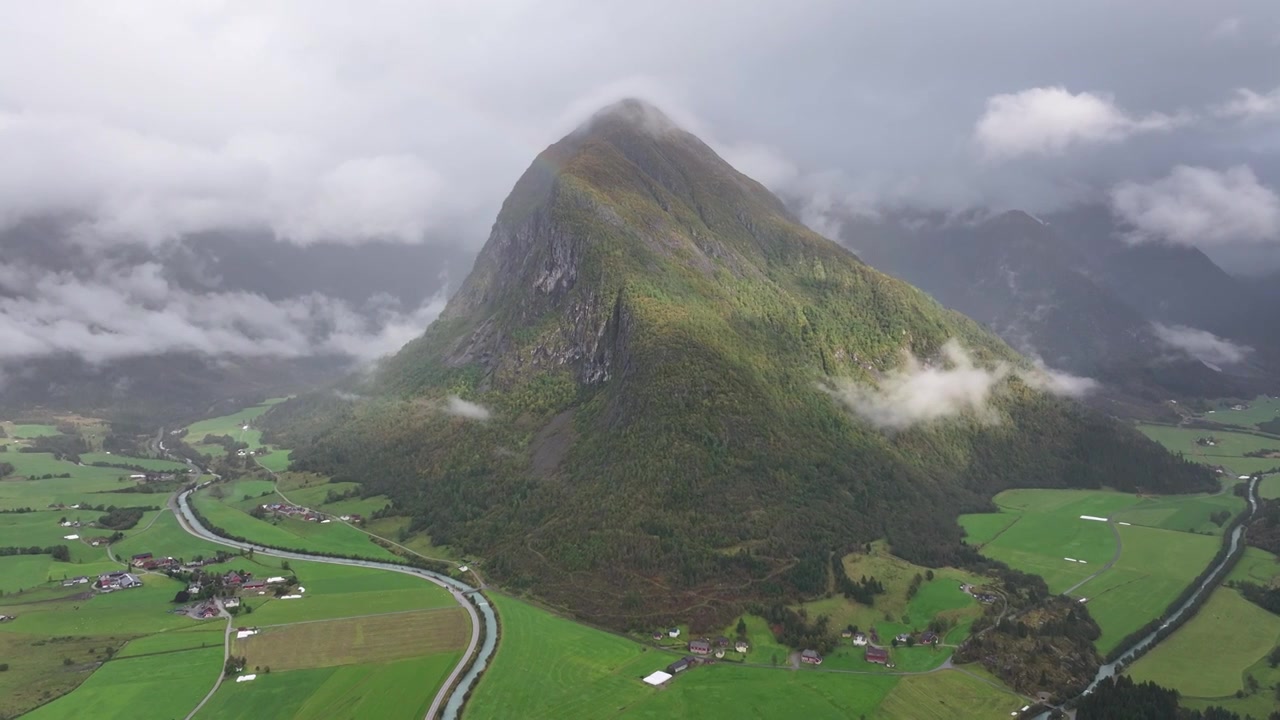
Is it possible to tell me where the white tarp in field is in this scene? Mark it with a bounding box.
[63,534,79,540]
[1079,515,1107,522]
[236,674,257,682]
[643,671,673,686]
[236,629,258,639]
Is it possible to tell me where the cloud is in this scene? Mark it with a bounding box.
[0,112,445,246]
[445,396,492,421]
[0,262,444,364]
[1210,17,1242,41]
[974,86,1184,159]
[1111,165,1280,246]
[1214,86,1280,121]
[1021,362,1100,398]
[822,340,1011,429]
[1151,323,1251,366]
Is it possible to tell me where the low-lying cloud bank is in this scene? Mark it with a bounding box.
[1151,323,1252,366]
[822,339,1096,430]
[0,261,444,364]
[445,396,491,421]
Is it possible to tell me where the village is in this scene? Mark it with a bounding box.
[252,501,362,525]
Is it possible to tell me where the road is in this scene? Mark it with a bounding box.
[184,597,233,720]
[168,486,496,720]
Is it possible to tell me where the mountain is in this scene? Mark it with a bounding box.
[834,207,1276,408]
[272,100,1213,628]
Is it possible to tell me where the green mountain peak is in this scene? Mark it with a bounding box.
[276,103,1213,628]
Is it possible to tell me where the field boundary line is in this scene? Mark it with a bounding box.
[253,605,464,630]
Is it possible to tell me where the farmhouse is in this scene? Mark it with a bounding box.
[920,631,938,645]
[734,640,750,653]
[223,597,241,608]
[243,580,268,591]
[667,627,680,638]
[666,657,695,675]
[800,649,823,665]
[688,639,711,655]
[866,647,889,665]
[895,633,910,644]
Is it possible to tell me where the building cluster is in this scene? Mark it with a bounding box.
[96,570,142,591]
[259,502,326,522]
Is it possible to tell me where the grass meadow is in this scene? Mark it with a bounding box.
[184,398,287,452]
[193,482,398,560]
[0,632,137,719]
[1128,587,1280,698]
[961,487,1228,654]
[1071,524,1219,654]
[195,654,458,720]
[875,669,1025,720]
[79,452,188,472]
[21,646,223,720]
[1138,423,1280,476]
[235,607,468,671]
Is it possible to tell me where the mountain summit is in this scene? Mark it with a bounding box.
[277,102,1211,627]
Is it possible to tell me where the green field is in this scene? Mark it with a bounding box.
[256,449,293,473]
[1227,547,1280,587]
[1128,587,1280,698]
[1070,524,1220,653]
[876,669,1026,719]
[111,510,232,562]
[795,545,985,647]
[79,452,188,472]
[192,482,397,560]
[468,594,1023,719]
[960,490,1135,593]
[1201,396,1280,429]
[114,626,227,658]
[184,398,287,453]
[961,487,1228,654]
[22,646,223,720]
[0,631,136,718]
[240,559,457,625]
[1138,423,1280,477]
[196,654,457,720]
[8,423,63,438]
[1261,475,1280,500]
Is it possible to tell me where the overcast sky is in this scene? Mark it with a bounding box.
[0,1,1278,365]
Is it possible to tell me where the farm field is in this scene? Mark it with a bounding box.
[192,482,398,560]
[256,449,292,472]
[1261,474,1280,500]
[1201,396,1280,429]
[111,509,231,561]
[22,646,223,720]
[796,544,985,647]
[114,626,227,658]
[1069,524,1219,654]
[959,490,1135,593]
[1127,587,1280,699]
[875,669,1026,720]
[961,487,1228,654]
[235,607,468,671]
[239,559,457,625]
[195,654,457,720]
[1138,423,1280,476]
[275,473,392,518]
[7,423,63,438]
[1227,547,1280,587]
[469,594,1023,719]
[0,631,136,719]
[79,452,188,472]
[184,398,287,453]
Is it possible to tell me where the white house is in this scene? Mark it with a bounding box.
[667,628,681,638]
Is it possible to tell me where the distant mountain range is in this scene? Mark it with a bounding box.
[269,100,1213,628]
[0,221,472,423]
[830,204,1279,411]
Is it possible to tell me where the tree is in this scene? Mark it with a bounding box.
[891,638,899,648]
[925,569,934,581]
[735,618,747,637]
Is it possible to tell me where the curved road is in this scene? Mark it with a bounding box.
[184,598,233,720]
[168,486,496,720]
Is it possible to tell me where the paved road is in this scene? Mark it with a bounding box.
[184,598,232,720]
[168,487,495,720]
